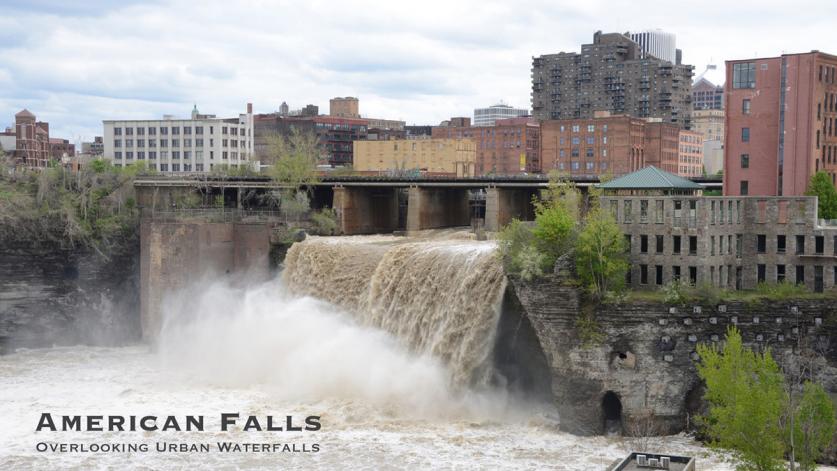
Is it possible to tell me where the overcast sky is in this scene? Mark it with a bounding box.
[1,0,835,143]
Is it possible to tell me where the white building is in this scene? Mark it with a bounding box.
[629,30,677,64]
[103,103,255,173]
[473,103,528,127]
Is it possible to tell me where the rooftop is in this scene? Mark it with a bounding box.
[598,166,703,191]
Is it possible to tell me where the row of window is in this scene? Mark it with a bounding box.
[555,161,607,171]
[557,124,609,133]
[113,125,248,136]
[559,148,607,158]
[631,263,832,291]
[113,151,244,160]
[113,139,248,149]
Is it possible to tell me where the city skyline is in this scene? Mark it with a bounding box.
[1,0,835,142]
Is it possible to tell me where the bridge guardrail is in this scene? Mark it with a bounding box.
[143,208,294,223]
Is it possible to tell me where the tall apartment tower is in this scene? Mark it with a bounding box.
[629,30,677,64]
[531,31,693,128]
[724,51,837,196]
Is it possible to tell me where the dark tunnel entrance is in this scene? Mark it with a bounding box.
[602,391,623,435]
[492,285,553,403]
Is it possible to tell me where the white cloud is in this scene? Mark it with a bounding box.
[0,0,834,143]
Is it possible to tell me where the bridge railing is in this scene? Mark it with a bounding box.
[142,208,292,223]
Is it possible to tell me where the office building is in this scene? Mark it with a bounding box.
[473,103,528,127]
[629,30,677,64]
[692,78,724,110]
[103,103,255,173]
[254,114,368,167]
[678,130,703,177]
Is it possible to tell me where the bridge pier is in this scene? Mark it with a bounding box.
[333,186,399,235]
[406,186,470,232]
[485,187,538,231]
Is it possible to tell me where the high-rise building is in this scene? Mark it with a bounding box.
[629,30,677,64]
[329,97,359,118]
[692,78,724,110]
[8,109,51,167]
[432,117,540,175]
[473,103,528,127]
[103,103,255,173]
[279,102,289,117]
[531,31,693,128]
[724,51,837,196]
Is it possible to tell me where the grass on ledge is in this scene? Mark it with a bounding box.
[621,281,837,305]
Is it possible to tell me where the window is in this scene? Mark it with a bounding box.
[137,128,145,136]
[757,264,766,283]
[655,265,663,285]
[572,125,579,133]
[655,200,663,223]
[816,236,824,254]
[114,127,122,136]
[672,266,681,281]
[689,236,697,255]
[640,265,648,284]
[571,136,580,145]
[777,265,786,283]
[740,154,749,168]
[732,62,756,89]
[673,235,681,254]
[711,236,715,256]
[689,266,698,285]
[674,200,682,225]
[757,234,766,253]
[640,200,648,223]
[640,235,648,253]
[778,235,786,253]
[656,235,663,254]
[740,181,749,195]
[586,136,594,145]
[796,265,805,285]
[742,99,751,115]
[587,124,594,132]
[624,201,632,223]
[796,235,805,254]
[624,234,631,253]
[736,234,742,257]
[160,127,168,135]
[741,127,750,142]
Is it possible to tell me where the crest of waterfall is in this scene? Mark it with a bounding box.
[282,235,507,386]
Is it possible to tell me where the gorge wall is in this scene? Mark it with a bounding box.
[508,271,837,436]
[0,243,140,354]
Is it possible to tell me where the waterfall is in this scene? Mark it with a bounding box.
[282,234,507,386]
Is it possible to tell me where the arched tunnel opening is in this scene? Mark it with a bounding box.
[602,391,623,435]
[492,285,553,404]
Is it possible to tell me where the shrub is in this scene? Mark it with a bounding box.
[575,208,627,297]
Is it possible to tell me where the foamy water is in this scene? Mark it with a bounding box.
[0,276,735,470]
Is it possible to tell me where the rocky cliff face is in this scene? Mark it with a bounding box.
[509,274,837,438]
[0,243,140,353]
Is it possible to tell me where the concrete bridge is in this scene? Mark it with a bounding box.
[134,174,722,234]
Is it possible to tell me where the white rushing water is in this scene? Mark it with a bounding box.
[0,234,736,470]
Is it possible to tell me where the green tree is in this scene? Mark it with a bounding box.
[788,381,835,471]
[266,128,320,189]
[497,218,539,275]
[575,207,627,297]
[805,171,837,220]
[531,202,574,268]
[697,326,786,471]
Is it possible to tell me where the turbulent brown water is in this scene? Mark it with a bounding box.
[282,234,507,386]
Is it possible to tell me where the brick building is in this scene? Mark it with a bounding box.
[539,113,685,178]
[431,117,540,175]
[49,138,75,160]
[329,97,359,118]
[724,51,837,196]
[602,166,837,292]
[254,114,368,167]
[10,109,51,167]
[531,31,693,128]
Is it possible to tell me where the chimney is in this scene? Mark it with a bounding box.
[247,102,253,114]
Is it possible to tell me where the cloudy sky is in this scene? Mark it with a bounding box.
[1,0,835,143]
